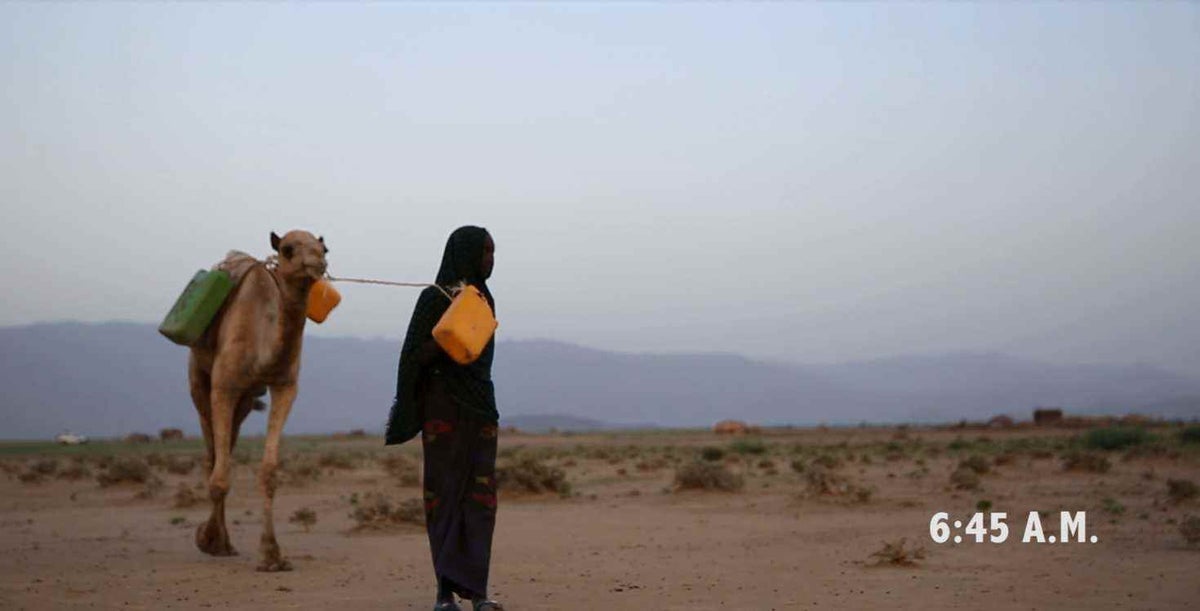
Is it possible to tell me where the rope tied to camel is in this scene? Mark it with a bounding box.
[324,271,460,302]
[259,253,460,302]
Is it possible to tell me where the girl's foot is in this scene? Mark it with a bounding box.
[433,601,462,611]
[472,600,504,611]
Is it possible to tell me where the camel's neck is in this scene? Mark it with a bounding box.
[271,269,311,360]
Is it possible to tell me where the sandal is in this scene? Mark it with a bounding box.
[473,601,505,611]
[433,602,462,611]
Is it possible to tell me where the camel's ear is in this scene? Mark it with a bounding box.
[270,231,281,252]
[319,235,328,254]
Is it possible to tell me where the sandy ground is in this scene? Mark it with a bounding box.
[1,427,1198,610]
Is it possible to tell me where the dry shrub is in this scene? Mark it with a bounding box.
[135,476,166,499]
[0,460,21,476]
[700,447,726,462]
[282,456,322,486]
[849,485,874,504]
[57,460,92,481]
[349,492,424,530]
[1062,451,1112,474]
[172,482,202,508]
[19,459,59,483]
[289,507,317,532]
[18,470,45,484]
[379,453,420,486]
[1167,479,1198,504]
[806,465,849,496]
[1180,426,1200,445]
[1101,497,1125,516]
[497,457,570,495]
[164,455,197,476]
[674,460,744,492]
[790,459,806,474]
[812,454,843,470]
[635,458,667,472]
[730,439,767,456]
[958,455,991,475]
[870,538,926,566]
[319,451,358,470]
[993,453,1017,467]
[1180,516,1200,545]
[97,457,152,486]
[1083,427,1151,451]
[950,467,981,491]
[30,458,59,476]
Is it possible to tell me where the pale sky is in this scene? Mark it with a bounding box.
[3,2,1198,374]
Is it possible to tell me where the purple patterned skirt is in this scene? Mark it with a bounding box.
[420,373,499,599]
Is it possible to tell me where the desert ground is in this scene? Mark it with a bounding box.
[1,423,1198,610]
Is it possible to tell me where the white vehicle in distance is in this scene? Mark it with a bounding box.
[54,432,88,445]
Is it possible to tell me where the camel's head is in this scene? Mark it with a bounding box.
[270,230,328,282]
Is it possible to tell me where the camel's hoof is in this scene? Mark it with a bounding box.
[195,523,238,557]
[257,558,293,572]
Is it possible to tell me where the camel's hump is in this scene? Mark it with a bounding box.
[212,250,263,287]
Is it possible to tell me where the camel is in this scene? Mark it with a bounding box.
[188,229,328,571]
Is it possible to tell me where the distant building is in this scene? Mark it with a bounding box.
[714,420,750,435]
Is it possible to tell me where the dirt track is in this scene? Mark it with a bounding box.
[1,428,1197,609]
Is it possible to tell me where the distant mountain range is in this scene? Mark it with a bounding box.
[1,322,1198,440]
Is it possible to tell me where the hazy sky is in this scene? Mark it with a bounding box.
[3,3,1198,374]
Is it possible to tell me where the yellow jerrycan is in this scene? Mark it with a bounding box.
[306,277,342,324]
[432,285,498,364]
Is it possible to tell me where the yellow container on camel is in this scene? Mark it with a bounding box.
[306,278,341,324]
[433,285,498,365]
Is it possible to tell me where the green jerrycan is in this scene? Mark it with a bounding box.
[158,269,233,346]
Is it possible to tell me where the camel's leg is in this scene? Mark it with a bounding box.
[257,383,297,572]
[188,356,215,477]
[196,387,239,557]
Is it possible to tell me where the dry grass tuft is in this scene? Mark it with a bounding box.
[674,460,744,492]
[869,538,927,566]
[57,459,92,481]
[497,457,571,495]
[958,455,991,475]
[172,482,203,508]
[97,457,152,487]
[1167,479,1198,504]
[1180,516,1200,546]
[163,455,197,476]
[950,467,981,491]
[379,453,420,486]
[1061,451,1112,474]
[289,507,317,532]
[349,492,424,530]
[806,465,849,496]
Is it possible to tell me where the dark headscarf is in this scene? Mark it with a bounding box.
[435,226,495,311]
[385,226,497,445]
